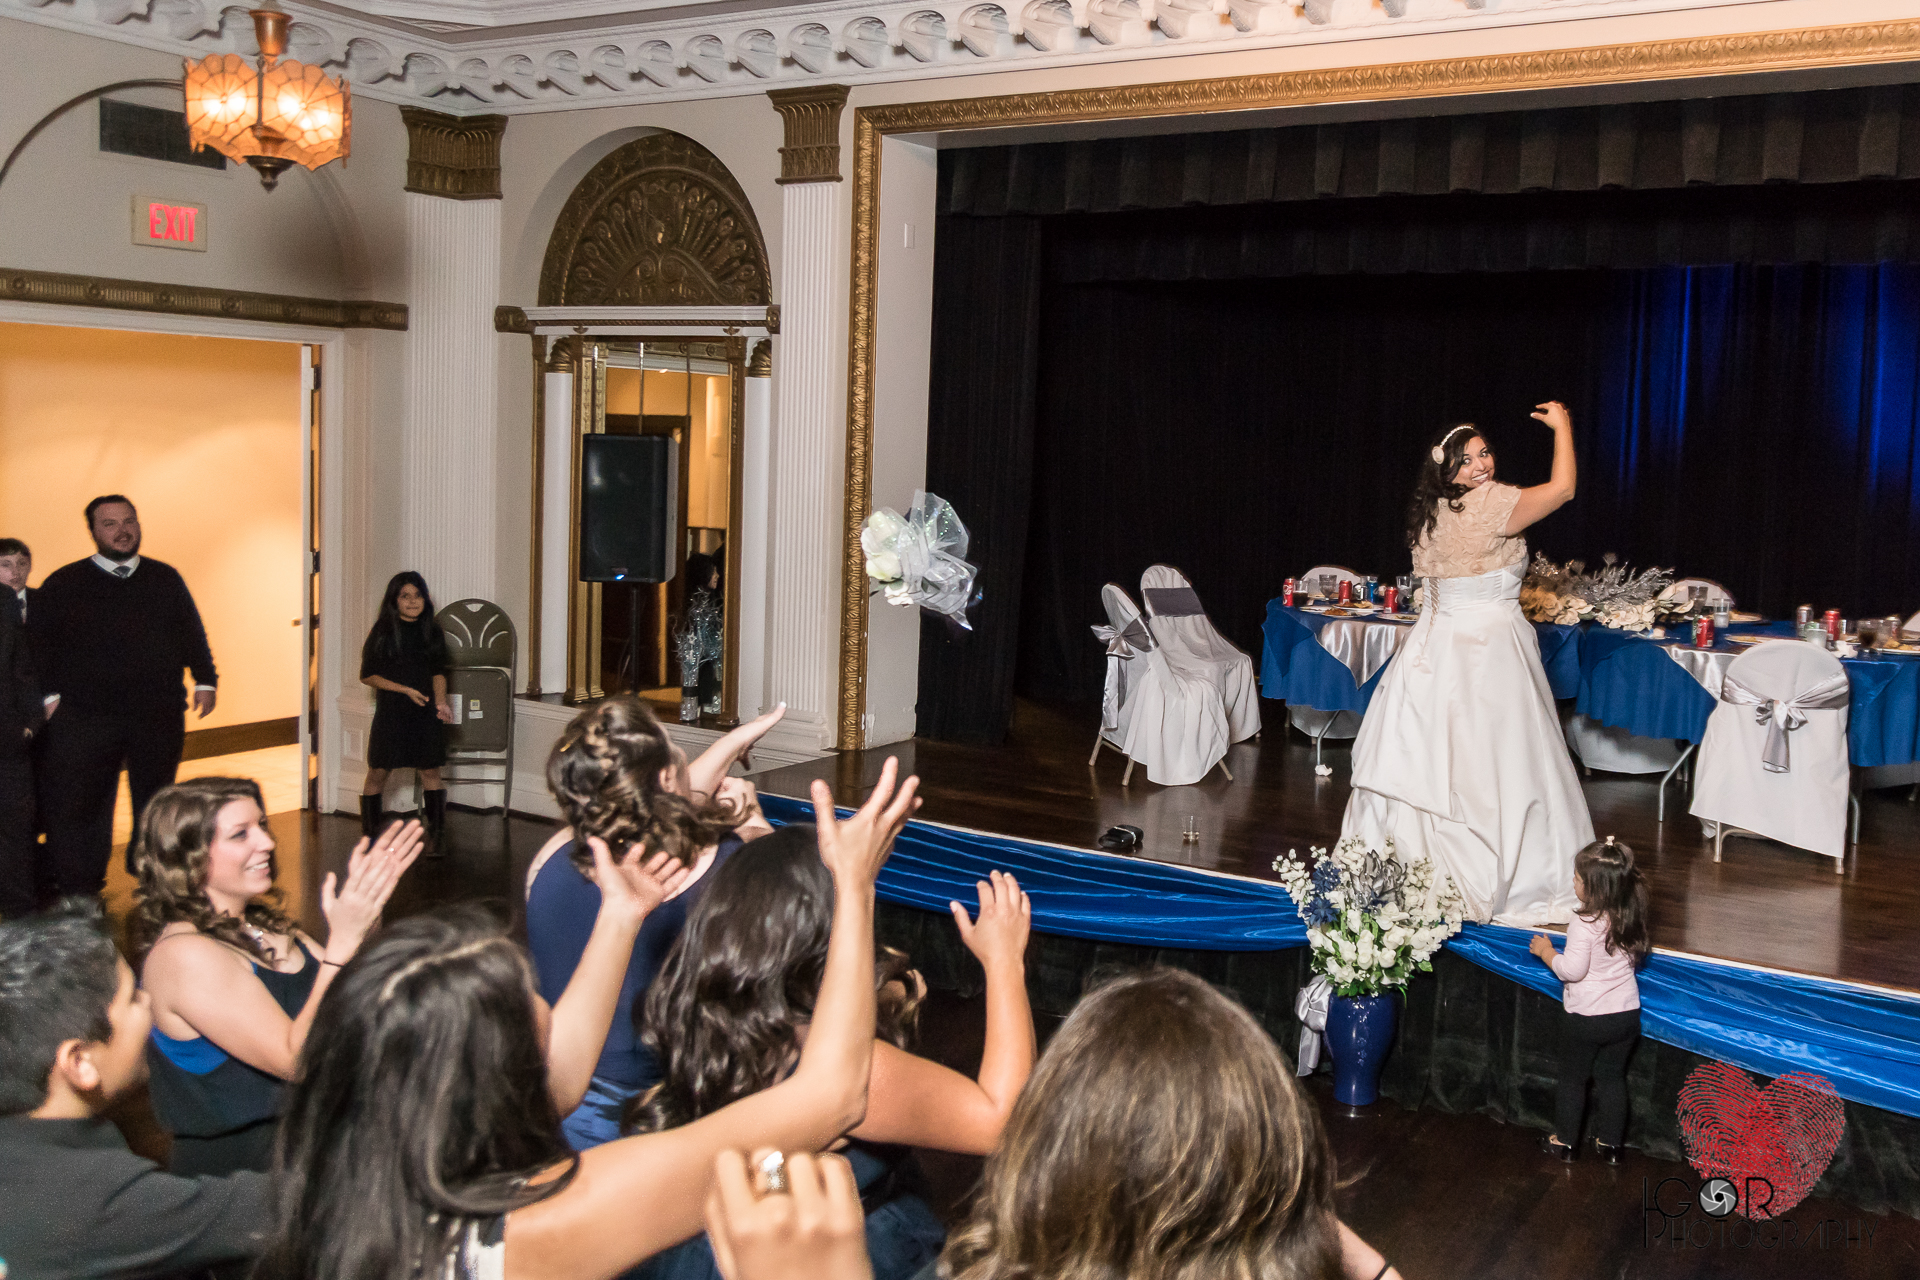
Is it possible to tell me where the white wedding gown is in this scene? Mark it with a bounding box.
[1340,560,1589,926]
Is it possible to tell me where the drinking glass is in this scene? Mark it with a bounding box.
[1396,574,1413,594]
[1318,574,1336,598]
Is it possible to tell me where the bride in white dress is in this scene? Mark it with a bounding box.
[1340,402,1593,926]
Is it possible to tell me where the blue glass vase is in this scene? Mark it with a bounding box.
[1325,992,1398,1107]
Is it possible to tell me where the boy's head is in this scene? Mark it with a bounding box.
[0,537,28,593]
[0,903,150,1117]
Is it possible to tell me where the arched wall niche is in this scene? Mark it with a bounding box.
[538,130,771,307]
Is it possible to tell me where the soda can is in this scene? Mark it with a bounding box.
[1338,580,1353,605]
[1383,585,1399,613]
[1283,578,1296,608]
[1796,605,1814,626]
[1824,610,1841,640]
[1694,617,1714,648]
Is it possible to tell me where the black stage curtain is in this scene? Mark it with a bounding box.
[879,902,1920,1219]
[917,216,1044,741]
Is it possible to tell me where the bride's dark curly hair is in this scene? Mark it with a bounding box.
[1405,422,1487,550]
[546,696,740,873]
[626,824,921,1135]
[130,777,299,965]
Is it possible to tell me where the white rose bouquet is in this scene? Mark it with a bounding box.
[1272,837,1464,998]
[859,490,980,627]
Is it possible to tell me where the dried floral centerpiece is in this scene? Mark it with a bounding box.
[1520,553,1693,633]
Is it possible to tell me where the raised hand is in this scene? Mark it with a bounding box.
[1530,400,1572,432]
[588,836,693,927]
[811,757,920,888]
[952,869,1031,971]
[704,1149,872,1280]
[320,819,424,961]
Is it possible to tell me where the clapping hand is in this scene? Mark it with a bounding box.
[811,757,920,889]
[587,836,694,928]
[320,819,424,962]
[952,870,1031,972]
[704,1150,872,1280]
[1530,400,1571,432]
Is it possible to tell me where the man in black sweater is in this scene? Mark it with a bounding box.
[0,904,269,1279]
[29,497,217,895]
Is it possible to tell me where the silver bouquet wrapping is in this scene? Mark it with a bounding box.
[861,490,979,628]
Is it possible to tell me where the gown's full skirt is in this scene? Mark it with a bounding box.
[1339,562,1590,926]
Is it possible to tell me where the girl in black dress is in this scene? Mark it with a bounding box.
[359,572,453,852]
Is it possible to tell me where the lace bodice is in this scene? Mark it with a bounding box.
[1412,481,1527,581]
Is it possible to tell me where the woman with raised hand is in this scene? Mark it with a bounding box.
[942,967,1399,1280]
[133,776,422,1176]
[526,695,788,1148]
[629,830,1034,1280]
[256,760,921,1280]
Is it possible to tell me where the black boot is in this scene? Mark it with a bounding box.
[359,794,383,841]
[423,789,449,858]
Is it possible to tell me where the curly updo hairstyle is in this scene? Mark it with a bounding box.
[1405,422,1486,550]
[130,777,298,964]
[546,695,740,873]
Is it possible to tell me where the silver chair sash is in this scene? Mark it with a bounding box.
[1092,619,1154,732]
[1144,586,1205,617]
[1718,671,1850,773]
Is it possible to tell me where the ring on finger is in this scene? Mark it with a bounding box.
[759,1150,789,1195]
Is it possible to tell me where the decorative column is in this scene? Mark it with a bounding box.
[736,339,774,720]
[765,85,849,750]
[400,108,506,605]
[536,338,575,694]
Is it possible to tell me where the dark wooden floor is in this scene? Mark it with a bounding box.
[749,699,1920,994]
[122,786,1917,1277]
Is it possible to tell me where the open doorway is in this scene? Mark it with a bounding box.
[0,319,311,904]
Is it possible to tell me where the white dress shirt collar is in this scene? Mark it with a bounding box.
[91,553,142,576]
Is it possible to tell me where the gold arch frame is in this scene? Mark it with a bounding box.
[836,17,1920,748]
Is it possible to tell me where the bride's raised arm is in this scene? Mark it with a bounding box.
[1502,400,1577,535]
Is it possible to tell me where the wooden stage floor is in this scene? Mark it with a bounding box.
[751,699,1920,995]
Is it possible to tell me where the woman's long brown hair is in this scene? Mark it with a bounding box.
[943,967,1343,1280]
[546,696,740,872]
[129,777,299,965]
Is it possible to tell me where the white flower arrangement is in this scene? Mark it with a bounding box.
[1520,553,1685,633]
[1272,838,1465,998]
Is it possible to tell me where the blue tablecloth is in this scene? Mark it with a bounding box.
[1576,623,1920,767]
[1258,601,1582,714]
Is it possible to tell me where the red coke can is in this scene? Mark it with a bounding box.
[1338,580,1353,604]
[1824,610,1841,641]
[1693,617,1714,648]
[1282,578,1296,607]
[1383,585,1399,613]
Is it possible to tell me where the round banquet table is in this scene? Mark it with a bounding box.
[1260,603,1920,770]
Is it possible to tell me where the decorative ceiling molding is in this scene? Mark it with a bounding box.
[2,266,408,328]
[520,304,780,334]
[0,0,1848,116]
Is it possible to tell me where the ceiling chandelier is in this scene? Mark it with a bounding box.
[182,4,350,191]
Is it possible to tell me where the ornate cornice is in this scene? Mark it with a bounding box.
[832,14,1920,747]
[495,304,534,332]
[768,85,849,184]
[402,108,507,198]
[10,0,1905,115]
[1,267,407,329]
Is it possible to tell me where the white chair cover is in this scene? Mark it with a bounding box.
[1666,577,1736,607]
[1690,641,1851,860]
[1093,584,1229,786]
[1300,564,1364,595]
[1140,564,1261,743]
[1905,609,1920,634]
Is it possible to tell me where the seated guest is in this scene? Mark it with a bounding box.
[630,827,1036,1280]
[526,696,786,1148]
[0,903,270,1279]
[254,765,920,1280]
[940,967,1399,1280]
[134,777,422,1176]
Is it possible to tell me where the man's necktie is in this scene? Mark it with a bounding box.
[114,566,132,579]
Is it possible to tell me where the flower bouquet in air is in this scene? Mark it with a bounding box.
[1272,838,1464,997]
[1521,552,1683,633]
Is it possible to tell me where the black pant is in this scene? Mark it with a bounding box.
[36,712,184,897]
[0,739,34,919]
[1555,1006,1640,1147]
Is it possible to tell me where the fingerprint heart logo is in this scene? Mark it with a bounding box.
[1676,1063,1845,1219]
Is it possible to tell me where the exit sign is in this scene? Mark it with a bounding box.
[132,196,207,251]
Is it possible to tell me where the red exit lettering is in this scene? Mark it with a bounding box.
[147,203,197,242]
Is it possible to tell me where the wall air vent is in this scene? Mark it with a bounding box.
[100,99,225,171]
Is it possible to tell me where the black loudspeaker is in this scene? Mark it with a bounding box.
[579,434,679,583]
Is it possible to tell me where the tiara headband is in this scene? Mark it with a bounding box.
[1430,425,1475,465]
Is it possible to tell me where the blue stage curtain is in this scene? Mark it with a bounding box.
[762,793,1920,1119]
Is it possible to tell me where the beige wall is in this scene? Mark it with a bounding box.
[0,320,304,729]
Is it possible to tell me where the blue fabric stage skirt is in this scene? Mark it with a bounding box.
[760,793,1920,1119]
